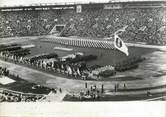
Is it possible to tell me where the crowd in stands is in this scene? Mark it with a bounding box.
[61,8,166,45]
[0,6,166,44]
[0,88,44,102]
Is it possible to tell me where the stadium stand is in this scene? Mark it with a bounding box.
[0,1,166,44]
[0,88,45,102]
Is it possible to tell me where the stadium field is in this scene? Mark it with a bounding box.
[1,36,166,101]
[4,36,164,79]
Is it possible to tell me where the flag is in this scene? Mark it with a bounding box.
[114,34,129,56]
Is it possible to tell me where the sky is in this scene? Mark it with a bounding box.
[0,0,163,7]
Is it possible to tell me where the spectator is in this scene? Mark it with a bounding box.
[0,7,165,45]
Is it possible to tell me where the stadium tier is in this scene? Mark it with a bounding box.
[0,1,166,45]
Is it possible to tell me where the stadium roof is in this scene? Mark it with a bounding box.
[0,0,165,7]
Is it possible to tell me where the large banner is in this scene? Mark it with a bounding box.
[114,34,129,56]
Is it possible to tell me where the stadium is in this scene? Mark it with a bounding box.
[0,0,166,101]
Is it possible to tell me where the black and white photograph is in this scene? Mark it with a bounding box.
[0,0,166,117]
[0,0,166,116]
[0,0,166,102]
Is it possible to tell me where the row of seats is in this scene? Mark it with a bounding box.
[61,8,166,44]
[0,88,44,102]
